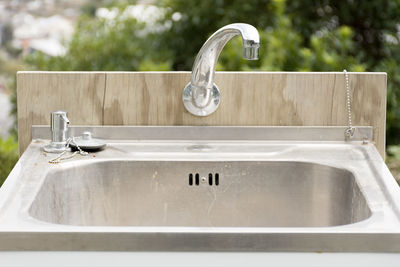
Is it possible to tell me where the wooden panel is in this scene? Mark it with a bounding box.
[17,71,387,157]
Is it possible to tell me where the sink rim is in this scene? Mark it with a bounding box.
[1,126,400,251]
[2,141,397,229]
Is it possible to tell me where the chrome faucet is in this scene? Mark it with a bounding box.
[182,23,260,116]
[43,111,70,153]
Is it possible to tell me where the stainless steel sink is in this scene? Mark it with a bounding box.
[1,126,400,252]
[30,161,370,227]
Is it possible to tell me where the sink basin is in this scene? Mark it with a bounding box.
[1,126,400,252]
[30,161,370,227]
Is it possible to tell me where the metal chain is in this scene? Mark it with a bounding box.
[72,136,89,156]
[48,137,88,164]
[344,69,355,139]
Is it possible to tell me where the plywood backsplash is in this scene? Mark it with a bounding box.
[17,71,386,156]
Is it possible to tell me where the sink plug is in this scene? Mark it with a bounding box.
[70,131,106,152]
[43,111,70,153]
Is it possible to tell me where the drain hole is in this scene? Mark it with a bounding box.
[189,173,193,186]
[208,173,213,185]
[195,173,200,185]
[215,173,219,185]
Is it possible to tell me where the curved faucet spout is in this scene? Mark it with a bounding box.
[183,23,260,116]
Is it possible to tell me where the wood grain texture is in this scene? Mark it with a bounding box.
[17,71,387,157]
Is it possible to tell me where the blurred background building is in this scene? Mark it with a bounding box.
[0,0,81,138]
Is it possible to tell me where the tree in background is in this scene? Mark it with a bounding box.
[286,0,400,65]
[26,13,171,71]
[0,53,21,186]
[25,0,400,145]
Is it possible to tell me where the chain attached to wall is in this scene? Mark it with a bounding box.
[344,69,355,140]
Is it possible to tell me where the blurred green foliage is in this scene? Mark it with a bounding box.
[0,136,18,186]
[22,0,400,145]
[26,15,171,71]
[388,145,400,162]
[0,49,21,185]
[387,145,400,184]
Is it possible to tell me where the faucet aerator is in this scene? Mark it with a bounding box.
[243,46,259,60]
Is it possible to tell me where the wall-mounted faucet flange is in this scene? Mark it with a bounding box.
[182,83,221,116]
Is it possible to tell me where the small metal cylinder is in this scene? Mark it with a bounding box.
[50,111,69,143]
[43,111,70,153]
